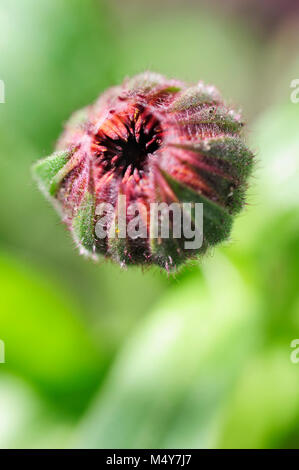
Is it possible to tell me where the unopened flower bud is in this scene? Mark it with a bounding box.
[33,72,254,270]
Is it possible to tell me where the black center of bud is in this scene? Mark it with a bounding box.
[94,107,162,178]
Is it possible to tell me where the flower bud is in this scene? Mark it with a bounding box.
[33,72,254,270]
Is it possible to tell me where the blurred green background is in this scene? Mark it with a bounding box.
[0,0,299,449]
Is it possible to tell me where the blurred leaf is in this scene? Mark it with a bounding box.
[263,16,299,107]
[112,4,261,116]
[0,373,72,449]
[222,100,299,346]
[0,251,106,414]
[0,0,116,152]
[218,349,299,448]
[224,100,299,255]
[253,102,299,211]
[74,254,259,448]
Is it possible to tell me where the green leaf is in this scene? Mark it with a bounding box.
[0,0,115,152]
[74,254,259,448]
[0,252,105,414]
[218,350,299,449]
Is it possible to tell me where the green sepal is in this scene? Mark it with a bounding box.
[161,172,233,247]
[32,150,70,197]
[169,84,221,111]
[72,192,95,253]
[108,223,129,266]
[175,105,244,133]
[171,136,254,182]
[213,107,244,133]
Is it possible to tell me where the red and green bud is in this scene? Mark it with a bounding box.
[33,72,254,271]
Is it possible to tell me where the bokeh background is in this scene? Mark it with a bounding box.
[0,0,299,449]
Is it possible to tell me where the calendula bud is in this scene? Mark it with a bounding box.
[33,72,254,271]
